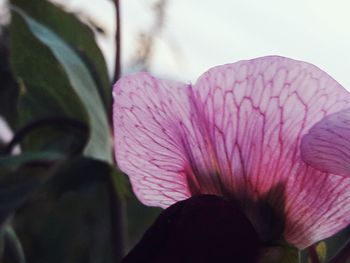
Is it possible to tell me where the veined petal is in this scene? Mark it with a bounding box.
[301,108,350,177]
[113,56,350,248]
[193,56,350,248]
[113,72,244,206]
[113,73,193,207]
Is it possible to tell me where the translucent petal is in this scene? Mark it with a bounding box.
[301,108,350,177]
[193,56,350,248]
[113,57,350,248]
[113,73,193,207]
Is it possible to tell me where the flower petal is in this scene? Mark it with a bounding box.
[193,56,350,248]
[0,117,14,144]
[301,108,350,177]
[113,73,193,207]
[0,117,20,154]
[113,56,350,248]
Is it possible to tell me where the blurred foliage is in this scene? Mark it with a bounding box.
[129,0,169,71]
[11,0,111,112]
[0,152,64,227]
[13,157,116,263]
[0,0,162,262]
[10,7,112,162]
[125,195,161,252]
[320,227,350,262]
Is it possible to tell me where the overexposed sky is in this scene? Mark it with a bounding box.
[122,0,350,90]
[7,0,350,90]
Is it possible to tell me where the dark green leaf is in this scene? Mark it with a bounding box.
[2,226,26,263]
[10,8,112,162]
[320,226,350,261]
[0,152,64,172]
[10,9,88,155]
[9,0,111,111]
[14,157,122,263]
[126,194,162,252]
[281,246,300,263]
[45,157,113,197]
[0,152,64,226]
[260,245,300,263]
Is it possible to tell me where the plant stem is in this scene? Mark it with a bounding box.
[113,0,121,83]
[107,174,126,261]
[110,1,126,260]
[308,245,321,263]
[1,117,88,155]
[3,226,26,263]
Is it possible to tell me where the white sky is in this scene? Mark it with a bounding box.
[5,0,350,90]
[122,0,350,90]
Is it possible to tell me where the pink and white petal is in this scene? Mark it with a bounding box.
[193,56,350,247]
[113,73,194,207]
[0,116,14,144]
[301,108,350,177]
[284,167,350,247]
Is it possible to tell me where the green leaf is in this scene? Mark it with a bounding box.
[126,194,162,250]
[2,226,26,263]
[9,0,111,111]
[9,10,88,155]
[281,246,300,263]
[0,224,5,261]
[13,157,123,263]
[260,245,300,263]
[10,7,112,162]
[0,152,64,226]
[44,157,114,197]
[0,152,64,172]
[317,227,350,261]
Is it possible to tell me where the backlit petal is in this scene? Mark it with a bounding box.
[301,108,350,177]
[113,56,350,248]
[0,117,13,144]
[113,73,193,207]
[193,56,350,248]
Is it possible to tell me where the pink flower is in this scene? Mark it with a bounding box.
[113,56,350,249]
[301,108,350,177]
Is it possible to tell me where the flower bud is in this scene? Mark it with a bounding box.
[123,195,262,263]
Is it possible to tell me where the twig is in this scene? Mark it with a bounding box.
[1,117,88,155]
[308,245,321,263]
[3,226,26,263]
[107,174,126,261]
[110,2,126,261]
[113,0,121,83]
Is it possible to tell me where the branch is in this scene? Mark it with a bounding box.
[113,0,121,83]
[308,245,321,263]
[1,117,88,155]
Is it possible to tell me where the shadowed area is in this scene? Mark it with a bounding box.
[122,195,262,263]
[242,183,287,245]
